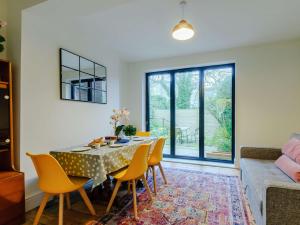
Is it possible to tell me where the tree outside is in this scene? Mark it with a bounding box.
[204,69,232,153]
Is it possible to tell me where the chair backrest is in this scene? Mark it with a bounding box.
[121,143,152,180]
[149,137,166,164]
[136,131,151,137]
[26,152,73,193]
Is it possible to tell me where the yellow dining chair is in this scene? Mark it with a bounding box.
[147,137,167,194]
[26,153,96,225]
[135,131,151,137]
[106,143,152,219]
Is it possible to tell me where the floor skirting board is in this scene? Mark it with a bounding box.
[163,158,238,169]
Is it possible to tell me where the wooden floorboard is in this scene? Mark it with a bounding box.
[24,161,240,225]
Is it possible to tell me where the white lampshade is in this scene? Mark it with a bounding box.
[172,19,195,41]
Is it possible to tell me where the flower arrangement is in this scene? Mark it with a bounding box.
[110,108,130,137]
[0,20,7,53]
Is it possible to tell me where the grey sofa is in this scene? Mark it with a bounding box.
[240,133,300,225]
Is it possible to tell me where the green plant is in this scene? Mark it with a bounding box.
[0,35,5,53]
[115,125,125,137]
[123,125,137,136]
[205,73,232,152]
[150,73,197,110]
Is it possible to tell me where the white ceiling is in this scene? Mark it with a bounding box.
[27,0,300,62]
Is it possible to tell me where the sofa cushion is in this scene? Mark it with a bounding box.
[282,138,300,163]
[241,158,294,214]
[241,168,264,225]
[275,155,300,182]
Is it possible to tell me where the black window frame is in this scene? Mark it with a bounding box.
[146,63,235,164]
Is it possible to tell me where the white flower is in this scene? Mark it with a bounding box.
[110,108,131,128]
[0,21,7,28]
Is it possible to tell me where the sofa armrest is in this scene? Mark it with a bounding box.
[263,181,300,225]
[240,147,282,160]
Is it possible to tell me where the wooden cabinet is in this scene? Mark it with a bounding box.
[0,172,25,225]
[0,59,25,225]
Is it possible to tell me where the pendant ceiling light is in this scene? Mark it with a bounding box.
[172,0,195,41]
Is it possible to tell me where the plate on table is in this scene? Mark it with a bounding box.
[116,139,130,144]
[132,137,145,141]
[70,147,92,152]
[109,144,124,148]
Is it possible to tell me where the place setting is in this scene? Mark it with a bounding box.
[58,108,152,156]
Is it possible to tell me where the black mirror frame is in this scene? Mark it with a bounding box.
[59,48,107,104]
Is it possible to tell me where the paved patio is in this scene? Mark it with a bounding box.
[163,144,231,161]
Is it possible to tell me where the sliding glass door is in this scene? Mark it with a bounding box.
[147,73,171,155]
[146,64,235,163]
[175,70,200,157]
[203,67,234,161]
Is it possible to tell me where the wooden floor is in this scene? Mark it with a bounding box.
[24,161,239,225]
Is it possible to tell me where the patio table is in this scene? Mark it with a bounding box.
[50,137,156,188]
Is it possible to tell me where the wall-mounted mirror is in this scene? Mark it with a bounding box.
[60,48,107,104]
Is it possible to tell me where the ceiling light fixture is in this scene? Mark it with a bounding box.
[172,0,195,41]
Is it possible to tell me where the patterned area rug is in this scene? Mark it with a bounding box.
[90,168,254,225]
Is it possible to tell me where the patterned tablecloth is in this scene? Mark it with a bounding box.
[50,138,155,188]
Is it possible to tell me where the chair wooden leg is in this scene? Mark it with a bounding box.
[152,166,157,194]
[106,180,121,213]
[59,193,64,225]
[146,167,150,180]
[158,162,168,184]
[33,193,50,225]
[78,188,96,216]
[132,179,138,220]
[66,193,71,209]
[141,175,152,201]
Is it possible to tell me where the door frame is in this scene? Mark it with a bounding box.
[146,63,235,164]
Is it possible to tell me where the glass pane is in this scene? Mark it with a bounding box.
[62,83,80,100]
[94,90,106,104]
[80,88,93,102]
[175,71,200,157]
[95,64,106,77]
[95,77,106,91]
[61,66,79,84]
[102,92,107,103]
[148,74,171,155]
[61,49,79,70]
[80,58,94,75]
[80,72,95,89]
[204,67,233,161]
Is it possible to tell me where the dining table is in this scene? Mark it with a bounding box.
[50,137,156,189]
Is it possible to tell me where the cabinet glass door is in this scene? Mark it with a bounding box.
[0,89,10,150]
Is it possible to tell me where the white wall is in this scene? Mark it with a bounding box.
[121,39,300,166]
[21,8,124,209]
